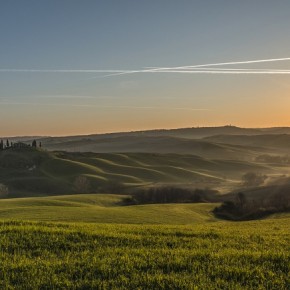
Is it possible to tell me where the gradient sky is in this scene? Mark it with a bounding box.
[1,0,290,136]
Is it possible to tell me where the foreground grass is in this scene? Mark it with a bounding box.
[0,219,289,289]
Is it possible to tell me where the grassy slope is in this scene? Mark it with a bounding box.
[0,194,289,288]
[0,194,217,224]
[0,193,289,224]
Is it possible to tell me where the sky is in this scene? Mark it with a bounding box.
[1,0,290,136]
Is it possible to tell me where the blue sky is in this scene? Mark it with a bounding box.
[1,1,290,136]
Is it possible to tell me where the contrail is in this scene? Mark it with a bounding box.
[146,67,290,72]
[0,69,134,73]
[149,57,290,71]
[1,57,290,78]
[100,69,290,78]
[147,70,290,74]
[101,57,290,77]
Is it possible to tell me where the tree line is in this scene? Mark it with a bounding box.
[0,139,41,150]
[214,191,290,221]
[123,186,219,205]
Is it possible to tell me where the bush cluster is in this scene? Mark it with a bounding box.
[126,186,219,205]
[214,191,290,220]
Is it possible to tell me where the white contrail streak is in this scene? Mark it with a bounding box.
[1,57,290,78]
[146,67,290,72]
[149,57,290,71]
[100,69,290,78]
[0,69,134,73]
[101,57,290,77]
[147,70,290,74]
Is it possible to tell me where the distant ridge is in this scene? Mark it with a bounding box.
[2,126,290,155]
[3,126,290,140]
[204,134,290,149]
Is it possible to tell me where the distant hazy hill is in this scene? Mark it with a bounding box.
[32,126,290,143]
[4,126,286,155]
[4,126,290,143]
[39,135,267,159]
[204,134,290,150]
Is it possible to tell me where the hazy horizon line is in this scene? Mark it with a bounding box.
[2,124,290,139]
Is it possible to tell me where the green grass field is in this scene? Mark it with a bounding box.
[0,218,289,289]
[0,194,289,289]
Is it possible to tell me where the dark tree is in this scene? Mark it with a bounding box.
[6,139,9,148]
[32,140,37,148]
[0,140,3,150]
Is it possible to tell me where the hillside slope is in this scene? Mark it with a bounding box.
[0,148,278,197]
[0,194,217,224]
[40,135,267,159]
[204,134,290,151]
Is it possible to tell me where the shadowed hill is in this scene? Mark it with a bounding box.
[0,148,277,197]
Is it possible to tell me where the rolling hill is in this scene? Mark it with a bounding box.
[36,135,268,160]
[204,134,290,151]
[0,147,281,197]
[5,125,290,151]
[0,193,289,223]
[0,193,217,224]
[29,125,290,142]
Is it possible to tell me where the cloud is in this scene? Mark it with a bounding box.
[72,104,209,111]
[40,95,95,99]
[0,101,208,111]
